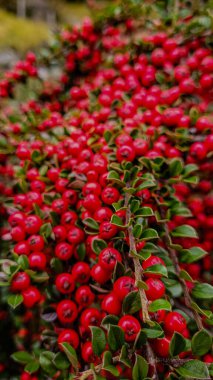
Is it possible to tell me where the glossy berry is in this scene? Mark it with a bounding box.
[118,315,141,342]
[75,285,95,307]
[164,311,187,334]
[145,278,165,300]
[71,262,90,283]
[99,247,122,271]
[22,286,41,308]
[101,292,122,315]
[11,272,30,292]
[113,276,136,301]
[58,329,79,350]
[56,299,78,324]
[80,308,102,328]
[55,273,75,294]
[55,242,73,260]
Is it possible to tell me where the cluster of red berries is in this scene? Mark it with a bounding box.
[0,9,212,380]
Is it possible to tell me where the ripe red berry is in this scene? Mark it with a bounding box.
[56,299,78,324]
[75,285,95,307]
[164,311,187,334]
[22,286,41,308]
[55,273,75,294]
[101,292,122,315]
[91,264,111,284]
[55,242,73,260]
[142,255,165,278]
[118,315,141,342]
[80,307,102,328]
[25,215,42,234]
[29,252,47,271]
[116,145,135,163]
[99,247,122,271]
[81,341,96,363]
[145,278,165,300]
[67,226,85,244]
[113,276,136,301]
[101,187,120,205]
[154,336,171,357]
[71,262,90,284]
[11,272,30,292]
[58,329,79,350]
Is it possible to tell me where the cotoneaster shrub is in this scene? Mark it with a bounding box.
[0,1,212,379]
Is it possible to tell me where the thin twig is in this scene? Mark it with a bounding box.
[124,190,152,325]
[146,342,159,380]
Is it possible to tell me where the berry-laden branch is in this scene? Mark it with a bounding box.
[159,206,203,331]
[124,190,152,325]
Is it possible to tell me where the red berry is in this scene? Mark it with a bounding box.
[113,276,136,301]
[22,286,41,308]
[118,315,141,342]
[164,311,187,334]
[99,247,122,271]
[56,300,78,324]
[58,329,79,350]
[55,242,73,260]
[71,262,90,284]
[101,292,121,315]
[145,278,165,300]
[55,273,75,294]
[11,272,30,292]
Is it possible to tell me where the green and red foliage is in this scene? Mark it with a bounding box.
[0,1,212,379]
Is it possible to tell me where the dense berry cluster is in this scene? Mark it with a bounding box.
[0,4,212,380]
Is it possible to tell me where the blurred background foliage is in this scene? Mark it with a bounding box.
[0,0,212,66]
[0,0,91,65]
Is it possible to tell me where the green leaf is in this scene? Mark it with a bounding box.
[144,264,168,278]
[148,299,171,313]
[7,294,23,309]
[104,130,112,143]
[130,199,140,213]
[11,351,33,364]
[119,345,132,367]
[108,325,125,351]
[39,351,56,376]
[132,354,148,380]
[140,229,159,240]
[123,291,141,314]
[92,238,108,254]
[175,360,210,379]
[192,329,212,356]
[111,214,124,227]
[60,343,78,369]
[17,255,29,270]
[192,283,213,300]
[40,223,52,239]
[182,164,198,177]
[54,352,70,370]
[135,207,154,217]
[143,322,164,339]
[169,159,183,176]
[136,180,156,191]
[76,243,86,261]
[169,332,186,357]
[24,361,40,374]
[101,315,119,328]
[133,224,142,238]
[133,330,147,350]
[171,206,192,217]
[180,247,207,263]
[191,301,212,319]
[171,225,198,238]
[91,327,106,356]
[179,269,193,282]
[83,217,99,230]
